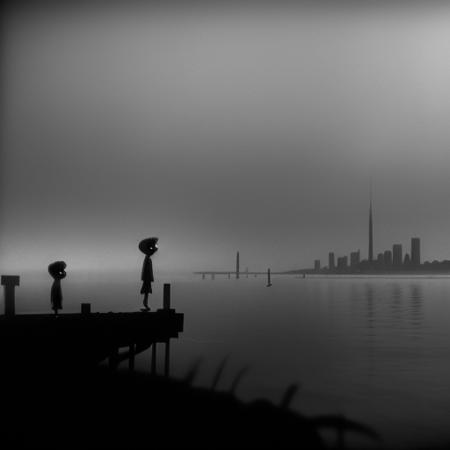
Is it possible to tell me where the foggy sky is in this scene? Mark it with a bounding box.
[2,2,450,275]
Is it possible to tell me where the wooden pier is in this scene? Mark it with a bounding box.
[0,276,183,375]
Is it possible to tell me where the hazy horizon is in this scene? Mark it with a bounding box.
[2,2,450,275]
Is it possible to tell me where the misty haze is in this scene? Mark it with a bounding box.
[2,1,450,449]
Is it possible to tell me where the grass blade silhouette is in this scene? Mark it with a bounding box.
[211,356,229,391]
[183,358,203,385]
[229,366,249,395]
[279,383,299,409]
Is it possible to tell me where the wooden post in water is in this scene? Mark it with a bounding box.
[1,275,20,317]
[164,284,171,377]
[266,268,272,287]
[165,340,170,378]
[163,283,171,309]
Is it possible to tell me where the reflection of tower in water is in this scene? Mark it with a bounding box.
[390,283,403,324]
[364,283,375,330]
[387,282,423,340]
[409,284,423,337]
[361,283,376,377]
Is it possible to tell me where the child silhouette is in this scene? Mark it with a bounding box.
[48,261,67,315]
[139,237,158,311]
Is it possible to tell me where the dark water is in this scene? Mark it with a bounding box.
[12,271,450,448]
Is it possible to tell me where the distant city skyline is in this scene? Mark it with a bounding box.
[303,194,450,273]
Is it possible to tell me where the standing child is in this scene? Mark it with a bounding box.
[139,237,158,311]
[48,261,67,315]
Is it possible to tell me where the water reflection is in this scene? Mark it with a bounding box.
[390,282,403,325]
[355,281,424,335]
[409,283,423,337]
[364,283,375,330]
[350,281,425,360]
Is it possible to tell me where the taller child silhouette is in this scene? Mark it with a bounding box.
[139,237,158,311]
[48,261,67,315]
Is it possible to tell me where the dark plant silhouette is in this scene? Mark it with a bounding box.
[48,261,67,315]
[138,237,158,311]
[0,360,381,449]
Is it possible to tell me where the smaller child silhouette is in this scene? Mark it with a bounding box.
[48,261,67,315]
[139,237,158,311]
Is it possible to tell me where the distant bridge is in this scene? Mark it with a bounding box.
[193,252,289,279]
[193,271,288,278]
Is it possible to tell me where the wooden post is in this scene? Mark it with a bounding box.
[1,275,20,317]
[163,284,171,309]
[164,340,170,378]
[129,343,135,371]
[151,343,157,375]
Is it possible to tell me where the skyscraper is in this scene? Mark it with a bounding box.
[337,256,348,269]
[377,253,384,265]
[350,250,360,267]
[384,250,393,266]
[369,190,373,263]
[236,251,240,279]
[328,252,335,271]
[393,244,402,267]
[314,259,321,272]
[404,253,411,266]
[411,238,420,266]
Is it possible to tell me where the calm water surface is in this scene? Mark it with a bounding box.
[14,272,450,448]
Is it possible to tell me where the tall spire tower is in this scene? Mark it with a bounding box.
[368,182,374,263]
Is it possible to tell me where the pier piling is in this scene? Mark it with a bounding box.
[81,303,91,315]
[1,275,19,317]
[151,343,157,375]
[165,340,170,377]
[163,284,171,309]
